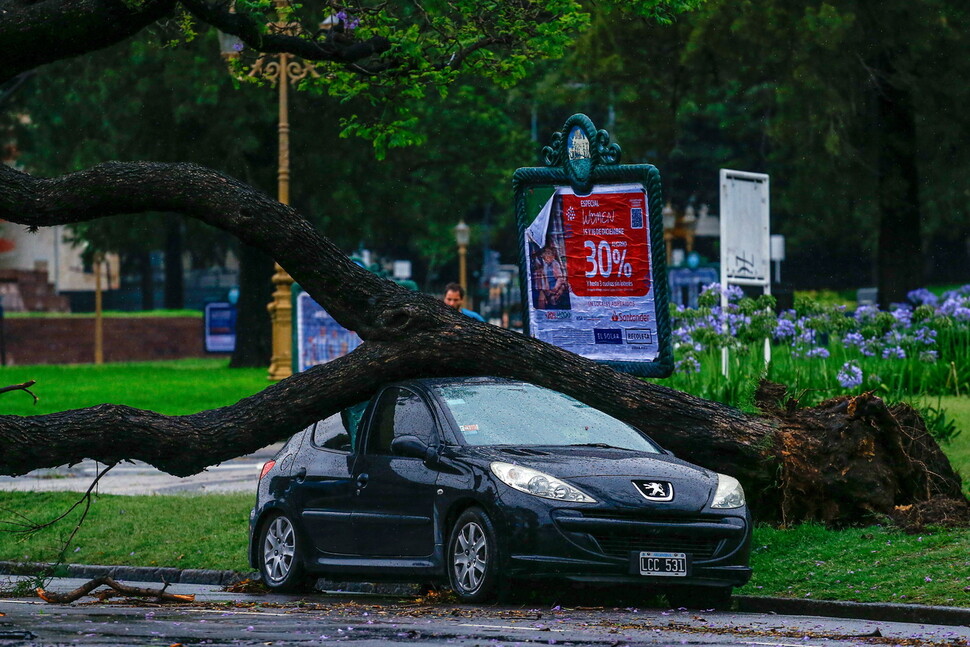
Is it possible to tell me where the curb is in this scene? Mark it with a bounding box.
[0,561,249,587]
[2,562,968,627]
[735,595,970,627]
[0,561,416,597]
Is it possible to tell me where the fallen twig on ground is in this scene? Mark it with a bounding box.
[36,577,195,603]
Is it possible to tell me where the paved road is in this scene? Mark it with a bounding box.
[1,580,969,647]
[0,444,282,495]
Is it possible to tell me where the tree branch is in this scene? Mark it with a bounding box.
[0,0,177,84]
[0,380,38,404]
[178,0,392,65]
[0,159,773,486]
[37,577,195,603]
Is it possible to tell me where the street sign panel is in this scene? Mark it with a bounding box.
[514,114,672,378]
[720,169,770,287]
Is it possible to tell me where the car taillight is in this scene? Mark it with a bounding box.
[259,460,276,480]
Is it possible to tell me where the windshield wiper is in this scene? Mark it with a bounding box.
[564,443,635,451]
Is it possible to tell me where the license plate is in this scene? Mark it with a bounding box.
[635,551,689,577]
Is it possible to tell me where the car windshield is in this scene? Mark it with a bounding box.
[434,383,660,452]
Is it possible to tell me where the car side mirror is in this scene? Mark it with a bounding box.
[390,435,431,460]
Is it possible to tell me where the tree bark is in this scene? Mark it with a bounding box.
[0,0,392,85]
[0,160,965,525]
[872,52,922,308]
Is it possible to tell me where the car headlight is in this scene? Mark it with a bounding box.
[490,462,596,503]
[711,473,745,509]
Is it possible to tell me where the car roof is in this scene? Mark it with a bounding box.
[396,376,526,391]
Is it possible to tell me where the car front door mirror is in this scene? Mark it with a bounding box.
[390,434,430,460]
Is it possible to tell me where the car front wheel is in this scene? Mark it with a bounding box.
[447,508,499,602]
[259,512,310,593]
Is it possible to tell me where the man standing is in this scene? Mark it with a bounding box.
[443,283,486,322]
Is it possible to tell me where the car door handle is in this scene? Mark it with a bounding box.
[355,474,369,489]
[294,467,307,482]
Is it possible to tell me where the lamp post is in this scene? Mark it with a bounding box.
[454,219,470,300]
[219,1,319,381]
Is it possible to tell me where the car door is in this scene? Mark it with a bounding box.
[290,411,358,555]
[351,386,440,558]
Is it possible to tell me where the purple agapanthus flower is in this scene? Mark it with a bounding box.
[837,362,863,389]
[913,327,937,345]
[939,297,970,317]
[774,319,797,339]
[676,356,701,374]
[891,308,913,327]
[919,350,939,363]
[908,288,938,307]
[335,10,360,30]
[854,305,880,323]
[882,346,906,360]
[798,328,816,345]
[805,347,830,359]
[843,332,865,348]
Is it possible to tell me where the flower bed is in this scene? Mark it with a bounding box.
[663,285,970,441]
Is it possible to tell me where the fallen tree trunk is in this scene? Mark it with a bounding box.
[0,160,965,526]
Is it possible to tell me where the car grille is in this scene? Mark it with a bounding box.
[553,511,742,561]
[590,532,721,559]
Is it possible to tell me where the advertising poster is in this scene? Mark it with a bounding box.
[523,183,661,362]
[204,302,236,353]
[296,291,363,372]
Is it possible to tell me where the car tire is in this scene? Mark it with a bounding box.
[665,585,733,610]
[258,512,311,593]
[447,508,500,602]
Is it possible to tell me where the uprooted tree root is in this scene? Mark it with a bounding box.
[36,577,195,604]
[755,380,970,529]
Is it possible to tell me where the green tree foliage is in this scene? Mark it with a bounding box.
[546,0,970,301]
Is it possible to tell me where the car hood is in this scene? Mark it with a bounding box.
[458,445,718,512]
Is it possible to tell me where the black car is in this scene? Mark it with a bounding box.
[248,377,752,606]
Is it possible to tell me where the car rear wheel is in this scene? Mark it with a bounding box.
[447,508,499,602]
[259,512,310,593]
[665,585,733,610]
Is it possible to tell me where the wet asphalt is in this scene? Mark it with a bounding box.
[2,579,970,647]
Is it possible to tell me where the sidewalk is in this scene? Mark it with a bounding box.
[0,444,282,495]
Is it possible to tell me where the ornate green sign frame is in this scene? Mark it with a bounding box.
[513,113,673,378]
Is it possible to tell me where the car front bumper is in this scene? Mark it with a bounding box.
[493,492,752,588]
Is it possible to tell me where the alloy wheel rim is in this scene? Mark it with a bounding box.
[452,521,488,593]
[263,516,296,583]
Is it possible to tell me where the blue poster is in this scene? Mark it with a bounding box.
[204,302,236,353]
[295,291,363,372]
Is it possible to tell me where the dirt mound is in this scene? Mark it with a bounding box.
[890,497,970,533]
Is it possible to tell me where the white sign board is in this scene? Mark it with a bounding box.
[720,169,770,287]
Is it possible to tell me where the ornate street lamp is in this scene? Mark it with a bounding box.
[219,0,320,381]
[454,219,470,298]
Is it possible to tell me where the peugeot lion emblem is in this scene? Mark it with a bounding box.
[634,480,674,502]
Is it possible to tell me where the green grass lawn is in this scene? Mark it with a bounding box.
[0,359,266,416]
[0,491,252,572]
[933,396,970,495]
[2,491,969,607]
[748,524,970,606]
[6,309,202,319]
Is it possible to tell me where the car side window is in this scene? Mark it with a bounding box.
[311,413,352,453]
[368,387,436,454]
